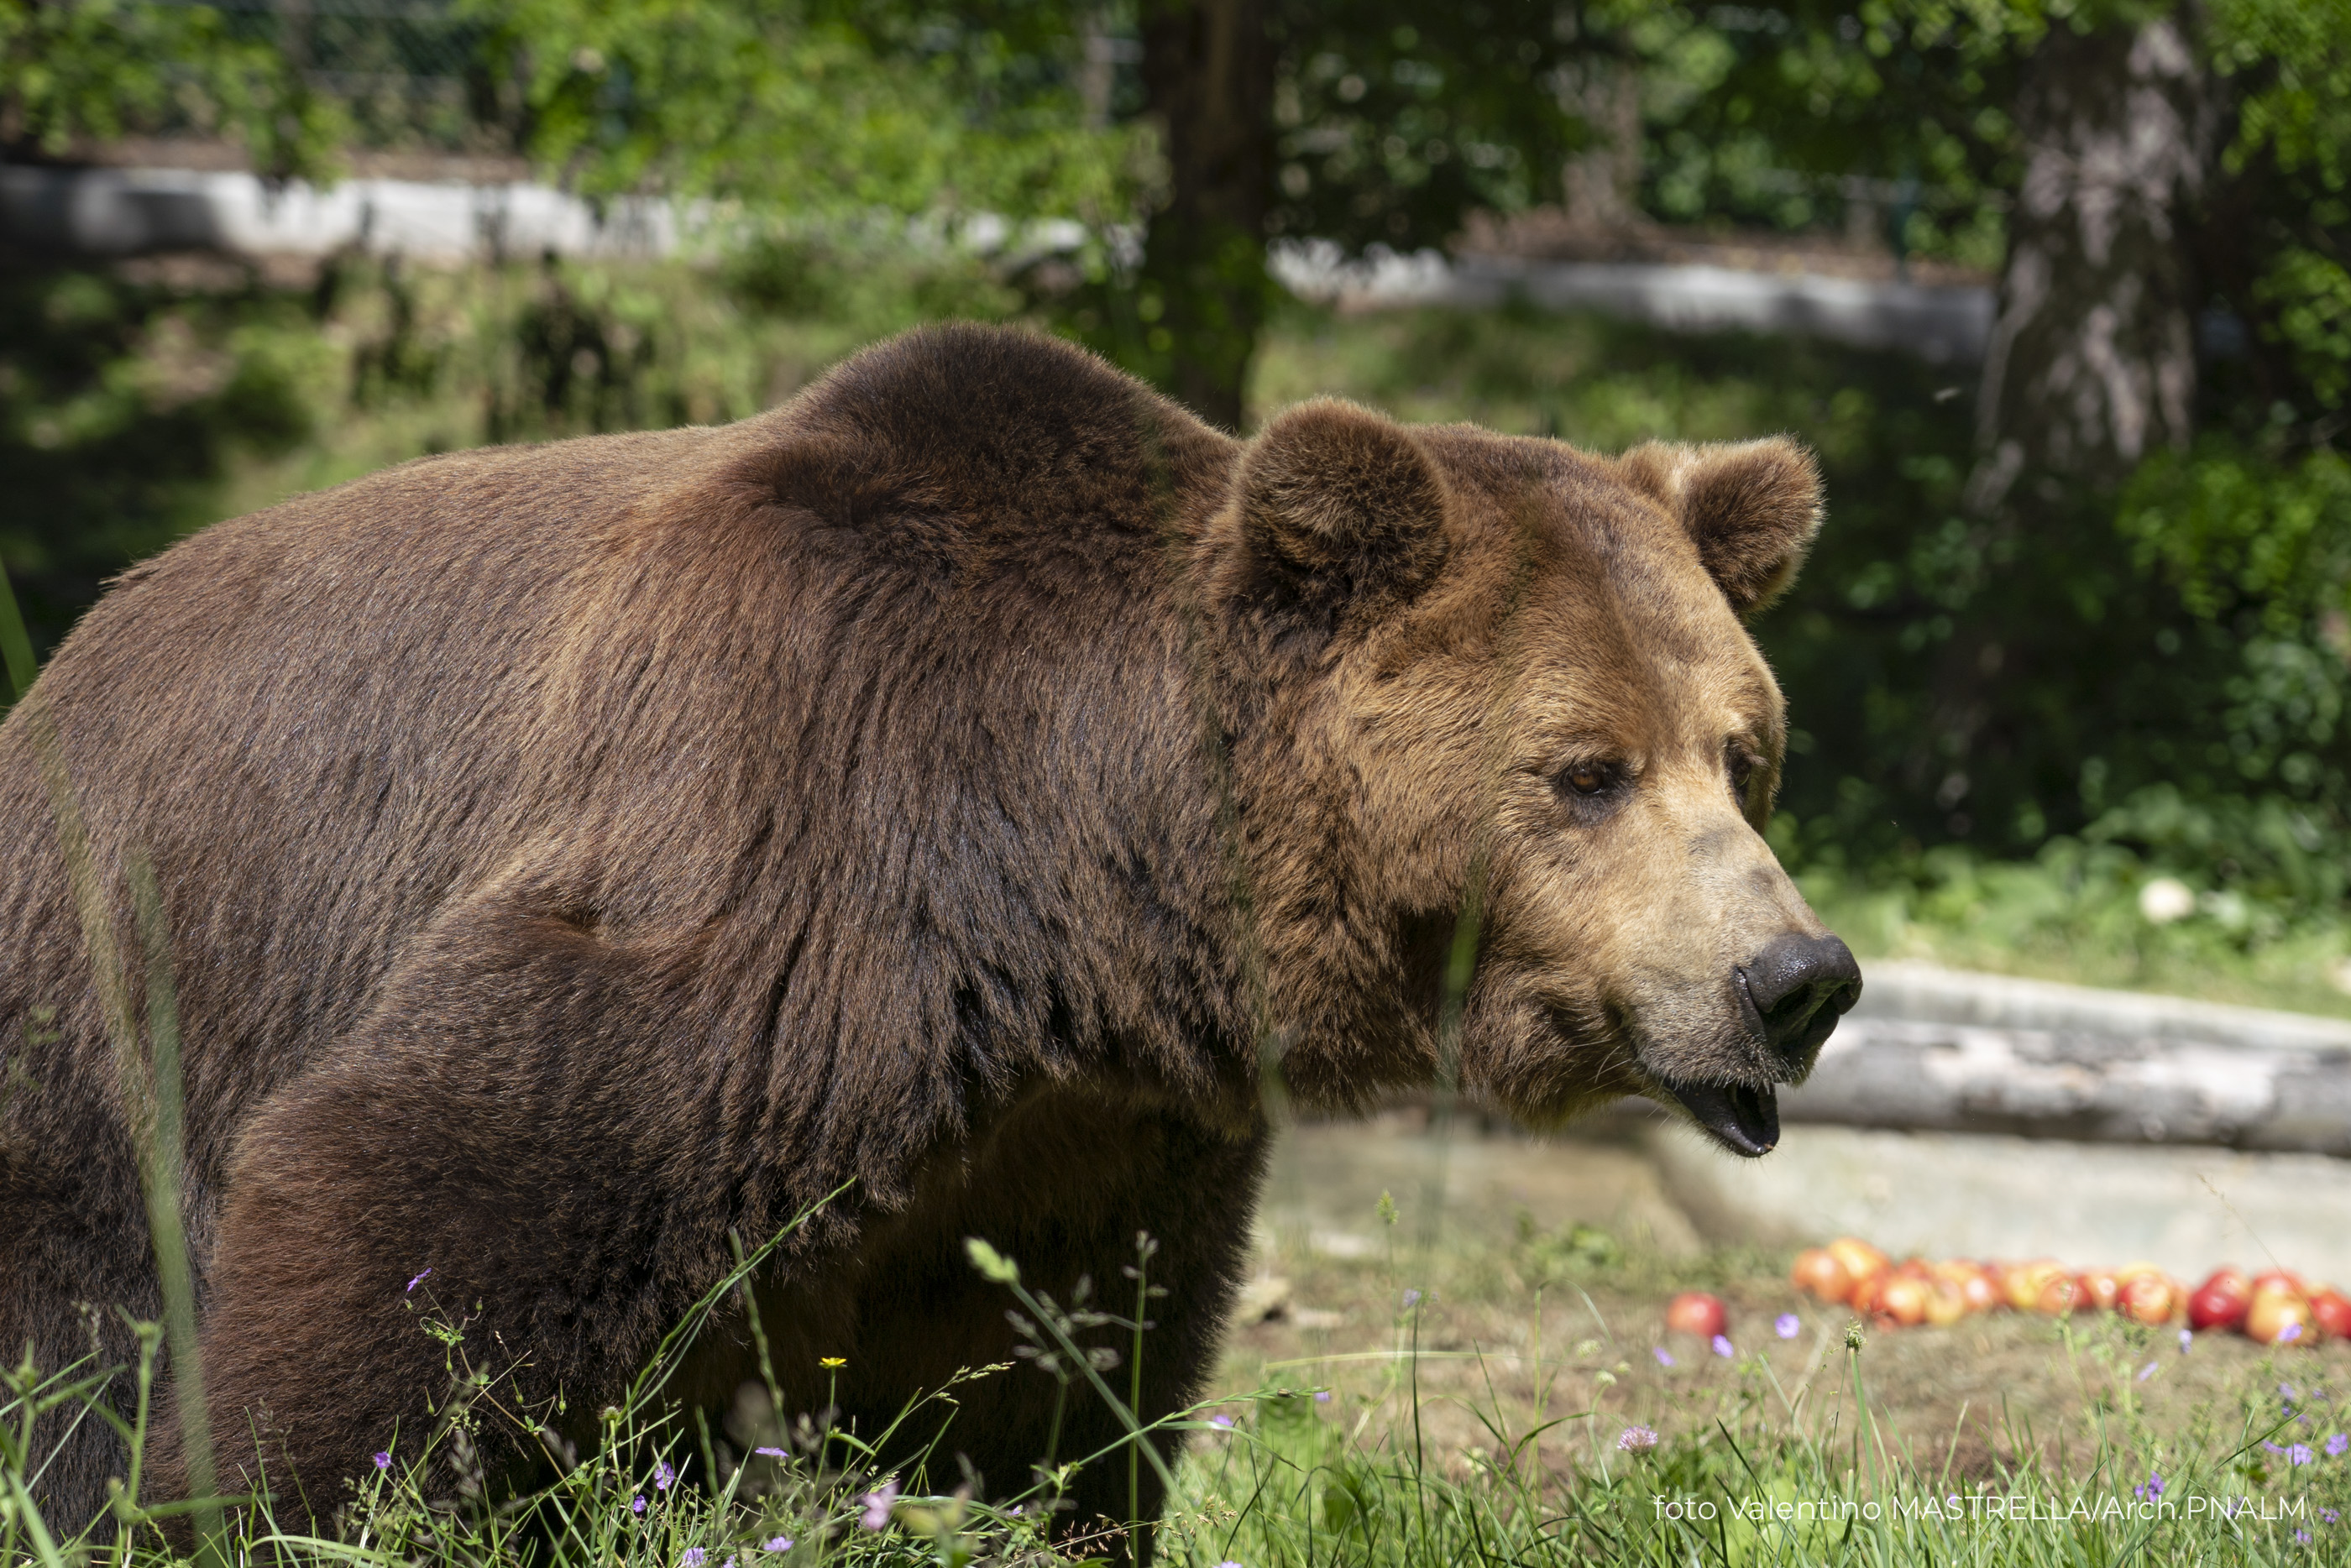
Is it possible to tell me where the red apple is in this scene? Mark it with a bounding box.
[2247,1284,2314,1347]
[1924,1278,1971,1327]
[1666,1291,1728,1339]
[1791,1248,1851,1304]
[2034,1273,2082,1315]
[2188,1268,2252,1331]
[1938,1262,1999,1315]
[2077,1268,2123,1313]
[1827,1238,1890,1304]
[2005,1260,2065,1314]
[2120,1273,2179,1326]
[1874,1275,1929,1327]
[2309,1288,2351,1341]
[2253,1269,2307,1301]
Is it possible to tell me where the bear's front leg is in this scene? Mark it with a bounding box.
[799,1094,1270,1560]
[154,896,827,1518]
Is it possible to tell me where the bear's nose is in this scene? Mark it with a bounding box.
[1739,932,1861,1076]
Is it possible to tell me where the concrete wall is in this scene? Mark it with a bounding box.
[3,162,1999,362]
[0,164,678,263]
[1270,239,1997,362]
[1654,964,2351,1281]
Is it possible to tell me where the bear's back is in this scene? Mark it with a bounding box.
[0,325,1235,1189]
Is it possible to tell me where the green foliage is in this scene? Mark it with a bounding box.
[0,244,1032,660]
[1264,0,1584,248]
[2258,248,2351,410]
[1797,823,2351,1015]
[1601,0,2037,264]
[2213,0,2351,191]
[0,0,346,177]
[0,262,336,651]
[2123,440,2351,630]
[467,0,1137,226]
[2205,0,2351,426]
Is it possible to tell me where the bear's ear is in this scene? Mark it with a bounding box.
[1620,437,1823,615]
[1229,399,1450,628]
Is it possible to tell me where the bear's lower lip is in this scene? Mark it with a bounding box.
[1662,1079,1779,1157]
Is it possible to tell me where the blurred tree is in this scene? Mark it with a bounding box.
[1131,0,1273,428]
[1,0,343,177]
[1093,0,1592,426]
[1968,10,2210,510]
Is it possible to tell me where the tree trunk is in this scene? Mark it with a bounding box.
[1139,0,1273,431]
[1920,14,2213,832]
[1967,13,2211,511]
[1558,56,1646,239]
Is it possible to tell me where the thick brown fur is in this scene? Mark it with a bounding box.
[0,324,1843,1540]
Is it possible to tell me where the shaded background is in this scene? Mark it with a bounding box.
[7,0,2351,1009]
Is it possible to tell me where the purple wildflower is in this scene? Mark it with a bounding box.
[2281,1322,2305,1343]
[405,1268,432,1293]
[653,1461,676,1492]
[2133,1471,2164,1501]
[1208,1414,1235,1430]
[1616,1425,1658,1452]
[1653,1346,1674,1367]
[762,1539,792,1551]
[631,1496,647,1516]
[2297,1529,2312,1544]
[1314,1390,1332,1403]
[1401,1288,1422,1309]
[2291,1444,2314,1466]
[860,1479,899,1530]
[2285,1383,2301,1398]
[2323,1508,2341,1524]
[2138,1362,2157,1382]
[2180,1329,2194,1352]
[1711,1335,1734,1359]
[754,1446,787,1459]
[2265,1440,2286,1453]
[2328,1434,2349,1458]
[372,1451,391,1471]
[1775,1314,1799,1340]
[682,1551,705,1568]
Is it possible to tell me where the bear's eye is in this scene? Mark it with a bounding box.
[1727,745,1760,808]
[1561,761,1615,797]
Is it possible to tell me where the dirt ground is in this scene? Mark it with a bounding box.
[1208,1115,2346,1485]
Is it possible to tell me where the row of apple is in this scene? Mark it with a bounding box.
[1788,1236,2351,1346]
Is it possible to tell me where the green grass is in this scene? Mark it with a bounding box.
[13,1201,2351,1567]
[1790,845,2351,1021]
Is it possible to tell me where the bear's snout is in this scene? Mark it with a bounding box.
[1736,931,1862,1080]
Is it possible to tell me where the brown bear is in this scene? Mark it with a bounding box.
[0,321,1857,1542]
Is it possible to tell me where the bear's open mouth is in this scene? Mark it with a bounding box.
[1659,1079,1779,1158]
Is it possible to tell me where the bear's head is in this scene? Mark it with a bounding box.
[1202,399,1858,1157]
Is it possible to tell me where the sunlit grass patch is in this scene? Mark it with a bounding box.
[13,1203,2351,1567]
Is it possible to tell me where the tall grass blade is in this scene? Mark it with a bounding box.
[0,557,34,703]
